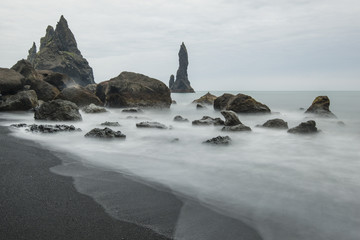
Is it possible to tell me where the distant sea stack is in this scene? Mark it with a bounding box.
[27,15,95,86]
[169,42,195,93]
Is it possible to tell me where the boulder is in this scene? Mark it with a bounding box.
[11,59,40,80]
[34,99,82,121]
[0,90,38,111]
[101,121,121,127]
[214,93,270,113]
[203,136,232,145]
[222,124,251,132]
[196,103,206,109]
[173,115,189,122]
[39,70,76,91]
[260,119,288,129]
[30,16,95,86]
[305,96,336,118]
[83,103,107,113]
[193,92,217,105]
[288,120,318,134]
[136,121,168,129]
[0,68,25,95]
[122,108,143,113]
[220,110,241,126]
[192,116,224,126]
[85,127,126,139]
[170,42,195,93]
[56,86,103,107]
[96,71,171,108]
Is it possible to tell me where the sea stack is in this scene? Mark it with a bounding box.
[27,15,95,86]
[170,42,195,93]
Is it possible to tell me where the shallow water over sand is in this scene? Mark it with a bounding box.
[2,91,360,240]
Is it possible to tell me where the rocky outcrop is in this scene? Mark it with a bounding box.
[170,42,194,93]
[30,16,94,86]
[34,99,82,121]
[85,128,126,139]
[82,103,107,113]
[136,121,168,129]
[39,70,75,91]
[101,121,121,127]
[85,84,97,94]
[214,93,270,113]
[11,123,81,133]
[27,42,37,64]
[56,86,103,107]
[288,120,318,134]
[259,119,288,129]
[220,110,251,132]
[193,92,217,105]
[96,71,171,108]
[169,75,174,89]
[0,68,25,95]
[203,136,232,145]
[305,96,336,118]
[173,115,189,122]
[0,90,38,111]
[192,116,224,126]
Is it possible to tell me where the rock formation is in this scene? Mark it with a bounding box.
[220,110,251,132]
[11,124,81,133]
[85,128,126,139]
[0,68,25,95]
[96,71,171,108]
[259,119,288,129]
[0,90,38,111]
[288,120,318,134]
[27,42,37,64]
[214,93,271,113]
[169,75,174,89]
[305,96,336,118]
[55,86,103,107]
[136,121,168,129]
[193,92,217,105]
[173,115,189,122]
[28,15,95,86]
[170,42,194,93]
[203,136,232,145]
[192,116,224,126]
[34,99,82,121]
[82,103,107,113]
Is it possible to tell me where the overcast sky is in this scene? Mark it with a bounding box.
[1,0,359,90]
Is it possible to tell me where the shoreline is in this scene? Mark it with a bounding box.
[0,123,263,240]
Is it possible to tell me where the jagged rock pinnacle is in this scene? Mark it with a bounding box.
[169,74,174,89]
[27,42,37,65]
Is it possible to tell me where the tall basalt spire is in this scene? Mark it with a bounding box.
[170,42,194,93]
[27,42,37,65]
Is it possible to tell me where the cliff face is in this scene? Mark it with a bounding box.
[28,16,94,86]
[170,42,194,93]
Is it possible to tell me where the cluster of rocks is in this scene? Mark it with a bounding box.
[11,123,81,133]
[85,127,126,139]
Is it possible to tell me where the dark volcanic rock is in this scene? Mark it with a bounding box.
[30,124,80,133]
[260,118,288,129]
[0,68,25,95]
[203,136,232,145]
[101,121,121,127]
[27,42,37,64]
[196,103,206,109]
[122,108,143,113]
[170,42,194,93]
[55,86,103,107]
[214,93,270,113]
[96,71,171,108]
[222,125,251,132]
[136,121,168,129]
[288,120,318,134]
[85,83,97,94]
[169,74,175,89]
[193,92,217,105]
[34,99,82,121]
[31,16,95,86]
[83,103,107,113]
[305,96,336,118]
[85,127,126,139]
[221,110,242,126]
[0,90,38,111]
[173,115,189,122]
[192,116,225,126]
[39,70,76,91]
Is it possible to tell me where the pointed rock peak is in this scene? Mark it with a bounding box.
[40,25,55,51]
[27,42,37,64]
[54,15,80,54]
[57,15,69,28]
[171,42,194,93]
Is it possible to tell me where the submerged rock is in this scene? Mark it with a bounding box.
[173,115,189,122]
[11,123,81,133]
[203,136,232,145]
[170,42,195,93]
[288,120,318,134]
[136,121,168,129]
[34,99,82,121]
[96,71,171,108]
[220,110,241,126]
[122,108,143,113]
[214,93,270,113]
[85,127,126,139]
[56,86,103,107]
[260,118,288,129]
[222,125,251,132]
[0,90,38,111]
[101,121,121,127]
[305,96,336,118]
[30,16,94,86]
[83,103,107,113]
[196,103,206,109]
[193,92,217,105]
[192,116,225,126]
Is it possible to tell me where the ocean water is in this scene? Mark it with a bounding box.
[2,91,360,240]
